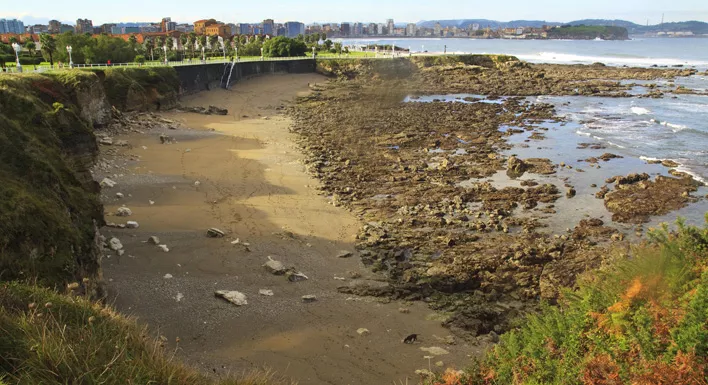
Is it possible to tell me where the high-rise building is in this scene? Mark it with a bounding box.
[161,17,176,32]
[406,23,417,36]
[387,19,394,35]
[340,23,350,36]
[367,23,377,35]
[100,23,116,34]
[434,22,442,36]
[28,24,49,34]
[284,21,304,38]
[353,22,363,36]
[377,23,386,35]
[75,19,93,34]
[48,20,61,33]
[0,18,25,34]
[236,23,251,35]
[263,19,274,35]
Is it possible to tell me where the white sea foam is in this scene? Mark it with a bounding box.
[516,51,708,68]
[631,107,651,115]
[675,165,708,185]
[576,130,592,137]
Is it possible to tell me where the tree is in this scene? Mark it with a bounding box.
[262,36,307,58]
[187,33,197,58]
[165,37,174,51]
[323,39,333,51]
[24,41,36,56]
[40,34,57,67]
[208,35,219,53]
[134,54,146,64]
[9,36,18,44]
[128,34,137,46]
[334,42,343,55]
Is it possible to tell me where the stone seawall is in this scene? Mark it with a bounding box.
[174,59,316,94]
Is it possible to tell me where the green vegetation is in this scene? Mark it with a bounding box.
[92,67,180,111]
[423,218,708,385]
[548,25,629,40]
[0,72,102,290]
[262,36,307,57]
[0,282,291,384]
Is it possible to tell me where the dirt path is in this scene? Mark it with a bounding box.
[101,74,475,384]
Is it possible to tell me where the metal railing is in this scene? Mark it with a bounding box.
[1,53,412,74]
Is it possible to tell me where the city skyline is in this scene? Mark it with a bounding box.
[2,0,708,26]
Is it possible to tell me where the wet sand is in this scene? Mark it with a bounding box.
[100,74,474,384]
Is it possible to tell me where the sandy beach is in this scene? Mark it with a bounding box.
[100,73,474,384]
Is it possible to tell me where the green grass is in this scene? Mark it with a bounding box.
[0,282,292,385]
[424,217,708,385]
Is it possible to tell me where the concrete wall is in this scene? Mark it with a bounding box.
[174,59,316,95]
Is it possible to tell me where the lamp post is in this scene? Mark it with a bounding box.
[201,46,205,62]
[235,47,239,62]
[66,45,73,68]
[11,43,22,72]
[163,45,168,65]
[260,47,264,61]
[312,46,316,59]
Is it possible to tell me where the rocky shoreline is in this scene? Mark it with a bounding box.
[289,56,706,337]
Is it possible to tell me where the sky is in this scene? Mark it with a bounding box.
[2,0,707,26]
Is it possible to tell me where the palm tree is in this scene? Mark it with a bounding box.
[179,34,187,59]
[208,35,218,54]
[24,41,36,57]
[187,33,196,59]
[39,34,56,67]
[143,37,154,61]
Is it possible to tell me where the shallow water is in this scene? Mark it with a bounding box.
[405,93,708,231]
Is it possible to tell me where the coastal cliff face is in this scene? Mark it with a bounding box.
[0,68,180,293]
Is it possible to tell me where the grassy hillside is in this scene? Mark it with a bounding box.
[424,217,708,385]
[0,72,104,291]
[0,282,290,384]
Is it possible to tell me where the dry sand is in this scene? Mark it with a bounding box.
[101,74,477,384]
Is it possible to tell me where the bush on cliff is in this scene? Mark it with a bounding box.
[90,67,180,111]
[424,217,708,385]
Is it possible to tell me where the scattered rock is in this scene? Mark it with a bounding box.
[126,221,139,229]
[158,244,170,252]
[302,295,317,303]
[215,290,247,306]
[116,207,132,217]
[419,346,450,356]
[98,137,113,145]
[336,250,353,258]
[259,289,274,296]
[108,237,123,251]
[263,257,286,275]
[100,178,117,188]
[566,188,576,198]
[163,274,173,279]
[287,272,309,282]
[147,236,160,245]
[206,228,225,238]
[356,328,370,335]
[116,192,124,198]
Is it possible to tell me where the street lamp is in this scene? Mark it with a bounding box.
[201,46,205,62]
[11,43,22,72]
[66,45,73,68]
[163,45,168,65]
[260,47,264,61]
[235,47,239,62]
[312,46,316,59]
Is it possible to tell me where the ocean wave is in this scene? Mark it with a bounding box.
[631,107,651,115]
[650,119,690,132]
[516,51,708,67]
[675,165,708,185]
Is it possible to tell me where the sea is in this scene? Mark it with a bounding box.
[340,37,708,188]
[337,37,708,228]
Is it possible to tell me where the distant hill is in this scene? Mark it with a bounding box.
[417,18,708,35]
